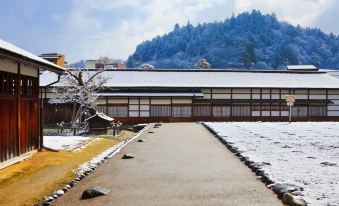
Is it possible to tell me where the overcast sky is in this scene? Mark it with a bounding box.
[1,0,338,63]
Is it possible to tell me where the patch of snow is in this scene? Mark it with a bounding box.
[43,136,95,152]
[40,70,339,89]
[205,122,339,206]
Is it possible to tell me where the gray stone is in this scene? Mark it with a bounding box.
[283,193,307,206]
[122,154,135,159]
[273,183,302,198]
[81,187,111,199]
[56,189,64,196]
[45,196,54,202]
[53,194,58,199]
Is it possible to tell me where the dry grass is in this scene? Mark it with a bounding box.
[0,131,134,206]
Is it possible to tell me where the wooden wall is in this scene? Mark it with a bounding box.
[0,68,39,163]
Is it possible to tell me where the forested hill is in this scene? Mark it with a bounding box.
[127,10,339,69]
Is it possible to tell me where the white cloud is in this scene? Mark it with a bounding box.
[234,0,335,26]
[60,0,337,63]
[60,0,229,62]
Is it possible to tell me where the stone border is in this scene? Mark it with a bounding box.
[201,122,308,206]
[40,124,152,206]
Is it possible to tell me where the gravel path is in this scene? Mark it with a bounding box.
[53,123,282,206]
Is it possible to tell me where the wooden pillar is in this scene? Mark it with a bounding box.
[106,96,108,115]
[326,89,329,117]
[38,66,44,151]
[230,89,233,118]
[250,89,253,118]
[307,89,310,118]
[16,62,21,155]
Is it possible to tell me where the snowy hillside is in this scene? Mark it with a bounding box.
[127,10,339,69]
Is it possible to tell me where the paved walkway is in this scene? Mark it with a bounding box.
[54,123,282,206]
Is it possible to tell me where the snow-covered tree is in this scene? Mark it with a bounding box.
[49,69,107,134]
[195,58,211,69]
[139,63,155,70]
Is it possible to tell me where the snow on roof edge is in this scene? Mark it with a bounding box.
[0,38,65,72]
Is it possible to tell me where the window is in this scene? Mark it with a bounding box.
[213,106,230,117]
[150,105,171,117]
[292,106,307,117]
[232,105,250,116]
[0,71,17,95]
[193,105,211,117]
[97,105,128,117]
[309,106,327,116]
[172,106,192,117]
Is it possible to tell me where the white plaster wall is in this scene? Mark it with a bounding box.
[21,63,38,77]
[172,98,192,104]
[150,98,171,104]
[0,58,17,73]
[108,98,128,104]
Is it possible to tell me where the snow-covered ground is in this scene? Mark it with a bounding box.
[44,136,96,152]
[205,122,339,206]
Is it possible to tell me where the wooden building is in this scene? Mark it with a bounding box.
[0,39,64,167]
[40,69,339,124]
[84,113,113,134]
[39,53,66,68]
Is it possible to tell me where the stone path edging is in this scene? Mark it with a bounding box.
[40,124,152,206]
[201,122,308,206]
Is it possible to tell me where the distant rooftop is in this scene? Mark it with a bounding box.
[40,69,339,89]
[287,65,318,71]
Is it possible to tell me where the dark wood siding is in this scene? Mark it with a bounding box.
[0,70,39,163]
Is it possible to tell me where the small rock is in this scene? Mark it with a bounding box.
[74,177,81,181]
[53,194,58,199]
[283,193,307,206]
[122,154,135,159]
[154,123,162,127]
[65,185,71,189]
[45,196,54,202]
[138,139,145,142]
[81,187,111,199]
[320,162,337,167]
[56,190,64,196]
[42,202,52,206]
[273,183,302,198]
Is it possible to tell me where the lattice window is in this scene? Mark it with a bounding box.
[172,106,192,117]
[213,106,230,117]
[232,105,251,116]
[0,71,17,95]
[150,105,171,117]
[97,105,128,117]
[193,105,211,117]
[309,106,327,116]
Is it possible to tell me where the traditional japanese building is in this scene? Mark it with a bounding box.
[0,38,64,167]
[40,68,339,125]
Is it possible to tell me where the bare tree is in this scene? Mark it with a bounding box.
[49,69,107,134]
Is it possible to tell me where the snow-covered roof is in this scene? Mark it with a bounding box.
[93,93,204,97]
[287,65,318,71]
[0,38,65,72]
[40,69,339,89]
[84,112,113,122]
